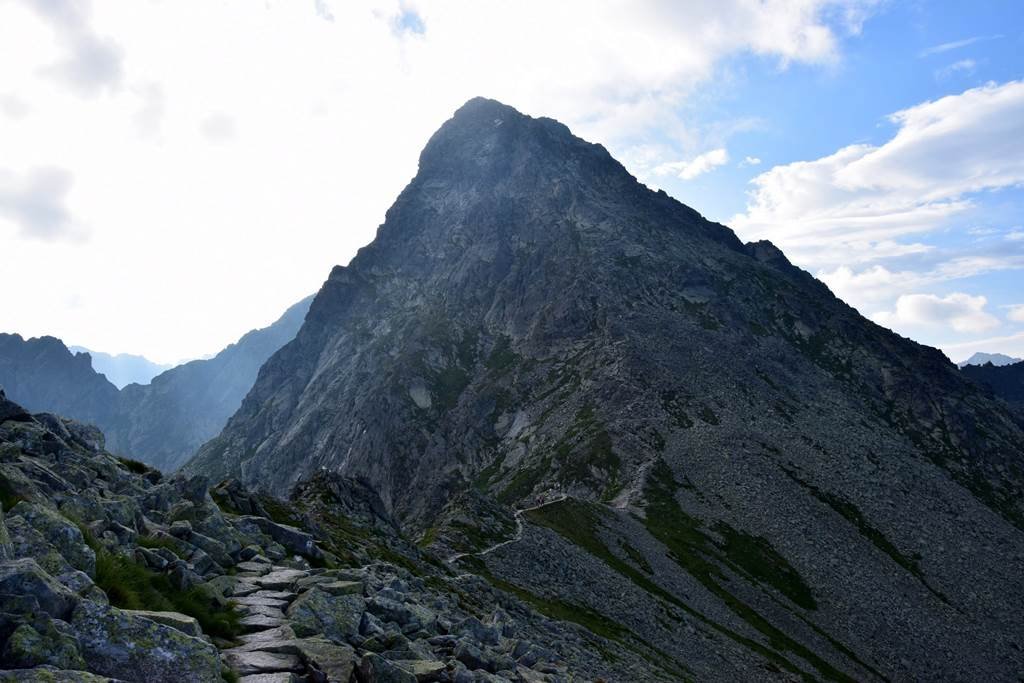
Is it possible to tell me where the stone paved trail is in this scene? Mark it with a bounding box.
[218,558,360,682]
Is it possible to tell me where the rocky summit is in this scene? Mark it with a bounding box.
[182,97,1024,680]
[3,96,1024,682]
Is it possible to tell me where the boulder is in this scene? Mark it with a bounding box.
[123,609,204,637]
[358,653,417,683]
[239,516,323,560]
[256,568,308,591]
[69,599,222,682]
[222,650,302,676]
[286,587,364,644]
[318,580,362,597]
[0,558,78,620]
[237,674,301,683]
[10,502,96,576]
[293,638,357,682]
[0,621,86,670]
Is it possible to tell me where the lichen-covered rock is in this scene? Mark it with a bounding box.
[9,501,96,576]
[123,609,203,637]
[0,621,87,670]
[293,638,357,682]
[0,558,78,620]
[69,599,222,682]
[286,587,364,644]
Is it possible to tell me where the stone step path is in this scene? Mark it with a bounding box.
[219,558,358,683]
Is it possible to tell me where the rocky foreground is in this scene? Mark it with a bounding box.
[0,390,677,682]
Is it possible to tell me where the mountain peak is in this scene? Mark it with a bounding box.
[417,96,609,185]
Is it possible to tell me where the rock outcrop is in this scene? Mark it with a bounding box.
[0,295,312,471]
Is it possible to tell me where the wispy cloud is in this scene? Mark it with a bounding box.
[654,148,729,180]
[935,58,977,80]
[918,34,1002,57]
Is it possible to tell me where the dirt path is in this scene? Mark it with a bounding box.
[447,493,568,564]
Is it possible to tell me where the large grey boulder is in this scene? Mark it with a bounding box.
[69,599,222,682]
[234,516,322,560]
[0,558,78,620]
[10,501,96,576]
[358,653,417,683]
[286,587,364,644]
[0,621,87,670]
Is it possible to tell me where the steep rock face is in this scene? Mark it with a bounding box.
[0,296,312,471]
[187,98,1024,680]
[192,97,1024,525]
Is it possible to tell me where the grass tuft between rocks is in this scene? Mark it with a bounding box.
[81,526,242,640]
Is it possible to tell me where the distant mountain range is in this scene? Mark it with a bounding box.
[67,346,173,388]
[0,295,311,471]
[957,351,1022,368]
[185,98,1024,680]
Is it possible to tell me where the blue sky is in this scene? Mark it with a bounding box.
[0,1,1022,363]
[642,1,1024,362]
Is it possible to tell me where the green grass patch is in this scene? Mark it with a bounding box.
[462,556,628,644]
[258,496,304,528]
[553,406,621,495]
[781,466,948,604]
[497,457,551,504]
[643,461,853,683]
[91,543,240,640]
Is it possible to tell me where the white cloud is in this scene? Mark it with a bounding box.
[731,80,1024,268]
[25,0,124,97]
[0,0,878,362]
[740,156,762,167]
[1006,229,1024,241]
[0,166,82,241]
[1007,305,1024,323]
[874,292,1000,334]
[654,148,730,180]
[819,256,1024,315]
